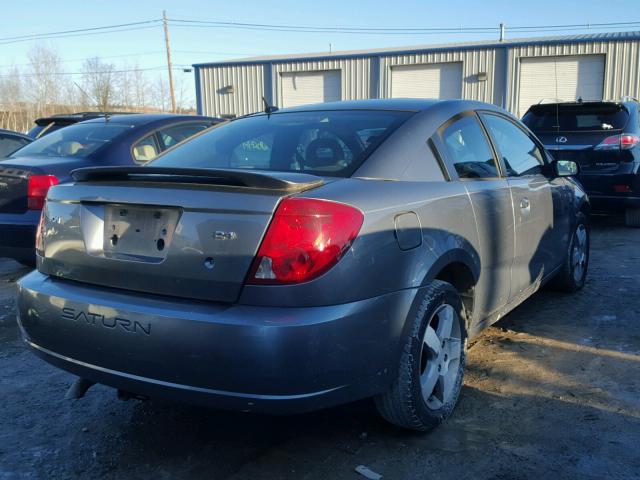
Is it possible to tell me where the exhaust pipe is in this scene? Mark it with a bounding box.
[65,377,95,400]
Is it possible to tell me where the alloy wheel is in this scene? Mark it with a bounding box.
[419,303,462,410]
[572,224,588,283]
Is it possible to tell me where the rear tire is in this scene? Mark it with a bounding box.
[374,280,467,432]
[625,208,640,228]
[550,212,589,292]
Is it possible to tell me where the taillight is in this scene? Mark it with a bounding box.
[27,175,58,210]
[247,198,364,285]
[595,134,640,151]
[35,209,46,256]
[620,134,640,149]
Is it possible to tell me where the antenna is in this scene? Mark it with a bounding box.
[262,96,279,116]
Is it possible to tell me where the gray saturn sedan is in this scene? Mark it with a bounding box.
[17,99,590,431]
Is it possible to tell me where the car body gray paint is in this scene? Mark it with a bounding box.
[17,99,588,412]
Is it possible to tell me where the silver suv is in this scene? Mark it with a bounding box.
[16,99,589,431]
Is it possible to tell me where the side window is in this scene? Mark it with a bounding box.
[132,134,160,164]
[439,115,499,179]
[0,135,30,158]
[158,122,211,150]
[480,114,545,177]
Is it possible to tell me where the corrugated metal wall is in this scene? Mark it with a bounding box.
[195,38,640,117]
[506,40,640,112]
[271,57,372,105]
[197,64,265,117]
[378,49,498,103]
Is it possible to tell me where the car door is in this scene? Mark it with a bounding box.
[433,112,515,318]
[479,112,568,301]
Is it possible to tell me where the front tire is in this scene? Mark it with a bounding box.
[551,212,589,292]
[375,280,467,431]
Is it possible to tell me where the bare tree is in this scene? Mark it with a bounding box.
[81,57,116,112]
[24,45,65,119]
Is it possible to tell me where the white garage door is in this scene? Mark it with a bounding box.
[518,55,605,116]
[391,62,463,99]
[280,70,341,108]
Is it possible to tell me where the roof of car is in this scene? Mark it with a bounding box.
[79,113,216,127]
[273,98,446,113]
[0,128,31,140]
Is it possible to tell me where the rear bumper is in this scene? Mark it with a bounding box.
[0,211,39,262]
[17,271,416,414]
[577,171,640,211]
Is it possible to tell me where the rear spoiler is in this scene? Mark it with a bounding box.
[71,166,324,193]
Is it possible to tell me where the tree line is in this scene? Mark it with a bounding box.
[0,45,193,133]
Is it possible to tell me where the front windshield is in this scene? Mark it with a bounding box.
[12,123,131,158]
[150,110,413,177]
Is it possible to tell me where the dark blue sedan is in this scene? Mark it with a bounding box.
[0,113,221,264]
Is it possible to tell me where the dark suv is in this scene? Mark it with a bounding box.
[522,99,640,226]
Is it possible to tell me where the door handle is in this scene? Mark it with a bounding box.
[520,197,531,211]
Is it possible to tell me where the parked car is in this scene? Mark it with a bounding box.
[0,128,32,158]
[0,114,221,264]
[27,112,136,139]
[17,99,589,431]
[522,98,640,226]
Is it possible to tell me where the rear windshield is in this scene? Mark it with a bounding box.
[151,110,414,177]
[522,104,629,132]
[13,123,130,158]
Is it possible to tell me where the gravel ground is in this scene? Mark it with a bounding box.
[0,216,639,480]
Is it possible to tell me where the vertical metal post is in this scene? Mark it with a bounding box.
[499,23,506,42]
[163,10,177,112]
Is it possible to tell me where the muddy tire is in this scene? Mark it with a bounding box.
[625,208,640,228]
[374,280,467,431]
[550,212,589,292]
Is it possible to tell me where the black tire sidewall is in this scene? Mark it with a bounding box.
[407,283,467,427]
[569,213,590,289]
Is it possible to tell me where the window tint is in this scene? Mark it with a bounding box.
[12,123,129,158]
[481,114,544,177]
[522,104,628,132]
[440,115,499,179]
[132,134,160,164]
[0,135,30,158]
[158,122,211,149]
[151,110,413,177]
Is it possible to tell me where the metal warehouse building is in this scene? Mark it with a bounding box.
[193,31,640,119]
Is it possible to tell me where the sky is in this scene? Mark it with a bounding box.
[1,0,639,107]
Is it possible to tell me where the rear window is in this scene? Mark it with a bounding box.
[522,104,629,132]
[150,110,413,177]
[13,123,130,158]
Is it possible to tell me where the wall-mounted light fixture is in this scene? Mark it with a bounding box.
[476,72,488,82]
[223,85,235,94]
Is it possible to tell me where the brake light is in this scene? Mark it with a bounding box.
[620,134,640,149]
[595,134,640,151]
[27,175,58,210]
[247,198,364,285]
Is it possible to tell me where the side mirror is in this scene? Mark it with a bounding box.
[553,159,579,177]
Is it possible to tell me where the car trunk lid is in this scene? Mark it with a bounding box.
[38,166,324,303]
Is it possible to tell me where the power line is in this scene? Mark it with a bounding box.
[0,19,160,42]
[0,65,191,79]
[167,17,640,35]
[0,24,160,46]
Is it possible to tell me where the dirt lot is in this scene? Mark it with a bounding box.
[0,216,639,480]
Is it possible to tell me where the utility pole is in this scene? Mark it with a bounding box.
[162,10,177,112]
[499,22,506,42]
